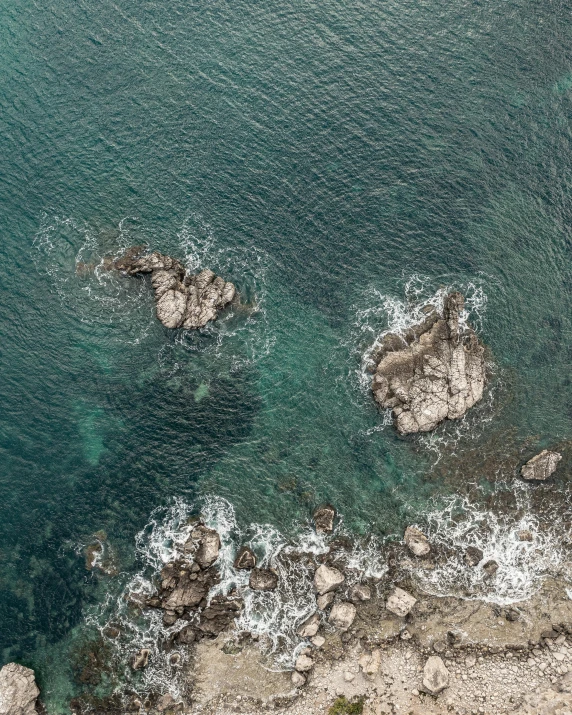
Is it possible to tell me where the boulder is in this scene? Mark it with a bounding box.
[404,526,431,557]
[193,526,221,568]
[294,654,314,673]
[131,648,150,670]
[0,664,39,715]
[464,546,484,567]
[521,450,562,481]
[482,560,499,578]
[328,601,356,631]
[114,248,236,330]
[297,613,320,638]
[313,565,345,595]
[234,546,256,570]
[317,592,335,610]
[349,584,372,602]
[313,505,336,534]
[249,568,279,591]
[422,656,449,695]
[386,587,417,617]
[371,292,486,434]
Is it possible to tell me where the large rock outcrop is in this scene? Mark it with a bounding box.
[371,292,486,434]
[521,450,562,481]
[0,663,39,715]
[114,247,236,330]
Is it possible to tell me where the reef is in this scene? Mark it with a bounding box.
[370,292,486,434]
[113,246,236,329]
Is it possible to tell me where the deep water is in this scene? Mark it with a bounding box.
[2,0,572,709]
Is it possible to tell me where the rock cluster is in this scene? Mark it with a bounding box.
[371,292,486,434]
[0,663,40,715]
[521,450,562,481]
[114,247,236,330]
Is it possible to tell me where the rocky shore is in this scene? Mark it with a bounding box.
[370,292,486,434]
[113,247,236,330]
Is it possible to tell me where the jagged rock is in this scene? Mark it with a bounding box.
[191,526,221,568]
[234,546,256,570]
[386,587,417,617]
[521,450,562,481]
[297,613,320,638]
[328,601,357,630]
[114,248,236,330]
[464,546,484,567]
[311,635,325,647]
[317,592,335,610]
[294,654,314,672]
[197,595,242,636]
[404,526,431,557]
[482,559,499,578]
[249,568,279,591]
[159,561,212,610]
[0,663,40,715]
[291,671,306,687]
[422,656,449,694]
[313,565,345,595]
[175,625,196,644]
[371,292,486,434]
[349,584,372,602]
[313,505,336,534]
[131,648,150,670]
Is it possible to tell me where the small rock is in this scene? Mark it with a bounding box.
[295,654,314,672]
[349,584,372,602]
[297,613,320,638]
[519,530,533,542]
[505,608,519,622]
[433,640,447,654]
[234,547,256,570]
[313,505,336,534]
[404,526,431,557]
[542,629,560,640]
[344,671,355,682]
[311,635,325,648]
[317,592,335,610]
[360,649,382,676]
[386,587,417,617]
[466,654,476,667]
[291,671,306,687]
[313,565,345,595]
[132,648,150,671]
[328,601,356,631]
[156,694,177,712]
[249,568,279,591]
[0,664,40,715]
[521,450,562,481]
[482,560,499,578]
[464,546,484,567]
[400,629,412,640]
[423,656,449,695]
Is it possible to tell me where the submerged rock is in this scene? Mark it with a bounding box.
[482,559,499,579]
[249,568,279,591]
[521,450,562,481]
[404,526,431,557]
[0,663,40,715]
[464,546,484,567]
[313,505,336,534]
[371,292,486,434]
[114,248,236,330]
[422,656,449,694]
[313,565,345,595]
[131,648,150,671]
[234,546,256,570]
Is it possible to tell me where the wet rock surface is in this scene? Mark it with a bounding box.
[371,292,486,434]
[314,564,345,595]
[234,547,256,570]
[313,505,336,534]
[521,450,562,481]
[249,568,279,591]
[404,526,431,557]
[0,663,40,715]
[114,247,236,330]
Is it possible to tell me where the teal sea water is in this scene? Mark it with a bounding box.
[2,0,572,708]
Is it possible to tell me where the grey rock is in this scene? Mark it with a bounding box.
[404,526,431,557]
[249,568,279,591]
[0,664,39,715]
[464,546,484,567]
[234,546,256,570]
[313,564,345,595]
[328,601,357,631]
[313,505,336,534]
[423,656,449,694]
[371,292,486,434]
[386,587,417,617]
[521,450,562,481]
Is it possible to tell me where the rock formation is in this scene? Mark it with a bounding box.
[249,568,279,591]
[371,292,486,434]
[404,526,431,557]
[114,247,236,330]
[234,546,256,570]
[0,664,39,715]
[313,565,345,595]
[521,450,562,481]
[313,505,336,534]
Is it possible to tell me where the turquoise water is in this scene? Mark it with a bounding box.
[2,0,572,708]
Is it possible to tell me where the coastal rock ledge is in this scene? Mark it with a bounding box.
[0,663,40,715]
[371,291,486,434]
[114,246,236,330]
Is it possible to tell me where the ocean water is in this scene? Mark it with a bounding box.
[2,0,572,709]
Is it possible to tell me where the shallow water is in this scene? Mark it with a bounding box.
[2,0,572,709]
